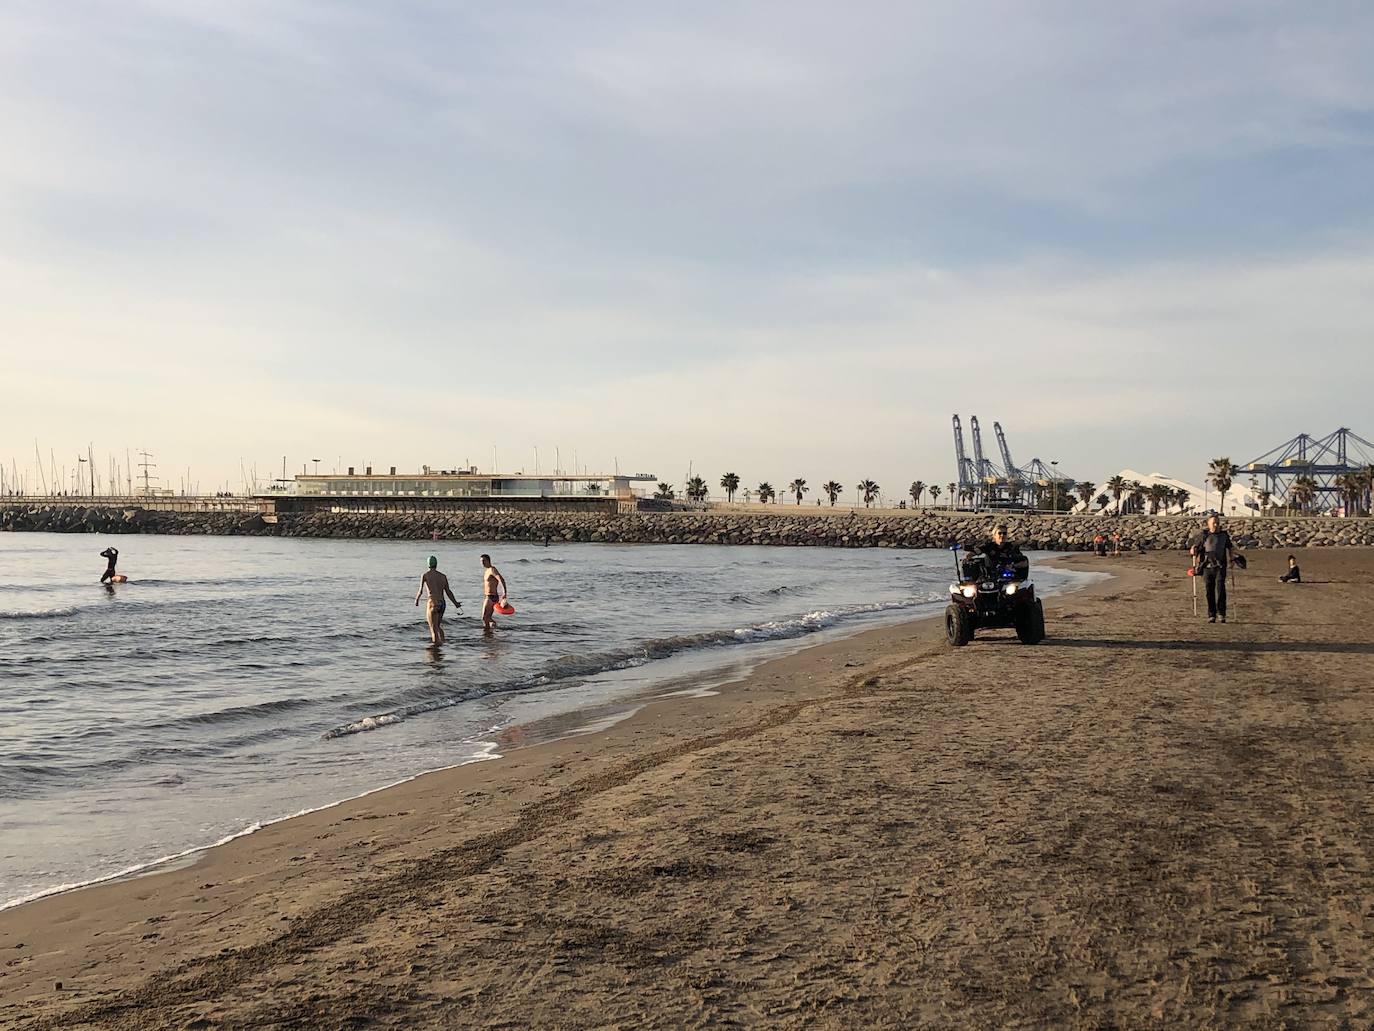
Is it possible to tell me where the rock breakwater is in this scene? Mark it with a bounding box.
[3,503,1371,550]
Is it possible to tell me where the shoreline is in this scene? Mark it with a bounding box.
[7,547,1373,1027]
[2,558,1105,915]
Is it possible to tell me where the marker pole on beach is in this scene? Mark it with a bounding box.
[1190,567,1197,617]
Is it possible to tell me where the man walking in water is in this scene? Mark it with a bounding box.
[1190,514,1235,623]
[99,546,119,583]
[480,553,508,631]
[414,556,460,645]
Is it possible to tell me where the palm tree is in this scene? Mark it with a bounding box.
[685,475,708,503]
[1106,475,1127,515]
[1075,481,1096,511]
[1336,472,1362,514]
[928,483,942,506]
[1128,480,1146,515]
[947,482,956,510]
[822,480,843,506]
[788,478,809,505]
[1290,475,1317,513]
[909,480,925,507]
[1147,483,1171,516]
[859,480,880,507]
[719,472,740,503]
[654,482,675,500]
[1095,493,1109,511]
[959,486,976,507]
[1257,488,1271,515]
[757,482,775,504]
[1208,457,1236,515]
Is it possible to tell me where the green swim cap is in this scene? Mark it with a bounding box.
[427,555,438,568]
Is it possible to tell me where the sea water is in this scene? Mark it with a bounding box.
[1,532,1091,908]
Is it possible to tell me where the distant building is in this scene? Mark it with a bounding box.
[261,468,658,514]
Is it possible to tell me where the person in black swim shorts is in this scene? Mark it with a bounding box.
[415,555,460,645]
[480,553,508,631]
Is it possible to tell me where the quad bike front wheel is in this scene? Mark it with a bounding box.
[945,603,973,647]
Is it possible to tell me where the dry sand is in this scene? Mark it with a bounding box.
[3,548,1373,1029]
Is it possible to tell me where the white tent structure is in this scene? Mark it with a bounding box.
[1074,469,1264,516]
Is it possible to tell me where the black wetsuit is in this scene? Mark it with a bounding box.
[1193,530,1233,618]
[100,547,119,583]
[1280,565,1302,583]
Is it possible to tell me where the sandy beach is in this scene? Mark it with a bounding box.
[4,547,1373,1029]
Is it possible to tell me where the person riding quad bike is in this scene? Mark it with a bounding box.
[946,524,1044,646]
[961,525,1029,583]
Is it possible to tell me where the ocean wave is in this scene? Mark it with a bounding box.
[1,720,314,795]
[320,593,946,740]
[0,606,81,620]
[138,695,331,732]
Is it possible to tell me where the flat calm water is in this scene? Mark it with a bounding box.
[1,532,1091,908]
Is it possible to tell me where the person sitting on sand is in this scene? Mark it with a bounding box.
[1279,555,1302,584]
[480,553,508,631]
[415,556,460,645]
[99,546,119,583]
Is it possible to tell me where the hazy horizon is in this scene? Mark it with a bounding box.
[4,3,1372,497]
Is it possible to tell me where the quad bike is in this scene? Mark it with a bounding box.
[944,543,1045,646]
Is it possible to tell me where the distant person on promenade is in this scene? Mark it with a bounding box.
[99,546,119,583]
[480,554,508,631]
[1279,555,1302,584]
[1190,514,1235,622]
[414,556,460,646]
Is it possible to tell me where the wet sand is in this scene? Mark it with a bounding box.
[4,548,1373,1029]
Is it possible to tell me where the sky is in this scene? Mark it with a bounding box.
[2,1,1372,500]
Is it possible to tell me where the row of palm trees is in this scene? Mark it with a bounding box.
[657,476,884,506]
[1208,457,1374,515]
[649,461,1374,515]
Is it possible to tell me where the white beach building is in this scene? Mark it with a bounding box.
[1075,469,1263,516]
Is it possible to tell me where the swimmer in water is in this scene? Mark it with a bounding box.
[99,546,119,583]
[414,556,460,645]
[480,553,508,631]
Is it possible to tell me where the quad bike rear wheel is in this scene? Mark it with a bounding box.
[1015,598,1046,644]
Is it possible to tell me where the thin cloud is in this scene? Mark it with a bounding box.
[1,2,1372,493]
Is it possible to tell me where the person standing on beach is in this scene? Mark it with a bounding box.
[480,554,508,631]
[1190,515,1235,622]
[415,556,460,645]
[99,546,119,583]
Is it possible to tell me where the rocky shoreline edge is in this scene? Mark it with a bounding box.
[3,504,1370,550]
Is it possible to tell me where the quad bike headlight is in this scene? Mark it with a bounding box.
[961,585,977,599]
[1004,583,1018,595]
